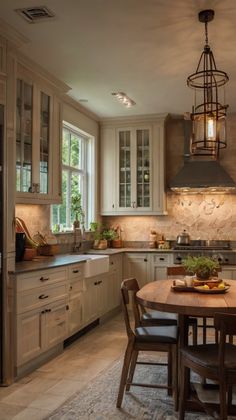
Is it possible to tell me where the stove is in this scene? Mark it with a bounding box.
[173,240,235,265]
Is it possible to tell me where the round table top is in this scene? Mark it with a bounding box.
[136,279,236,317]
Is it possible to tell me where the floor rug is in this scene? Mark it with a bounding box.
[46,355,234,420]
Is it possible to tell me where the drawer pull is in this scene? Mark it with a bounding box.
[110,262,114,265]
[41,310,45,314]
[144,258,147,262]
[73,270,80,274]
[66,305,69,310]
[159,258,165,261]
[97,280,102,285]
[70,286,73,290]
[94,282,98,285]
[39,294,49,300]
[40,277,49,282]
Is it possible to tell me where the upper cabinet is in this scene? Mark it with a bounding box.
[15,64,62,204]
[100,115,167,215]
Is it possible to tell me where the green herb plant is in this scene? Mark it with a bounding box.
[182,256,220,280]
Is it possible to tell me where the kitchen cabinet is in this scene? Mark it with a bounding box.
[124,253,150,288]
[150,253,174,281]
[100,115,167,215]
[16,63,62,204]
[15,267,67,367]
[221,266,236,280]
[106,254,122,311]
[66,263,85,337]
[83,275,101,325]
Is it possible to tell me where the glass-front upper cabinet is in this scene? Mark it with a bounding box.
[16,73,54,202]
[100,116,167,216]
[16,79,33,193]
[118,127,151,211]
[40,92,50,194]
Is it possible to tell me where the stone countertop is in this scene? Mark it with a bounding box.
[14,254,91,274]
[13,248,236,274]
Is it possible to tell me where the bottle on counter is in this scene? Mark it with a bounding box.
[149,230,157,248]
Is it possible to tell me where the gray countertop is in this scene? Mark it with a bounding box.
[13,247,236,274]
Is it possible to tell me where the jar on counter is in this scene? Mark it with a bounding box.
[149,231,157,248]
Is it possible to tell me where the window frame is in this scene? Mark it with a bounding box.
[51,121,95,232]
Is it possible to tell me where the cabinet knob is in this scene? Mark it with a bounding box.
[41,310,45,314]
[112,204,114,208]
[144,258,147,262]
[94,282,98,285]
[38,294,49,300]
[40,277,49,282]
[110,262,114,265]
[70,286,73,290]
[66,305,69,310]
[73,270,79,274]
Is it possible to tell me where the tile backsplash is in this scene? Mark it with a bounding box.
[104,193,236,241]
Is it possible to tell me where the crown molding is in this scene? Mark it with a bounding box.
[100,112,169,126]
[62,93,100,122]
[0,18,29,49]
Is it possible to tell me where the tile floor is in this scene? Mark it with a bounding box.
[0,312,127,420]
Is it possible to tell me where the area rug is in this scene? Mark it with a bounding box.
[46,354,233,420]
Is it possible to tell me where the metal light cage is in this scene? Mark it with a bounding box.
[187,10,229,158]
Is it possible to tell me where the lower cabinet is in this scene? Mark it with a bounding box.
[67,291,83,337]
[221,266,236,280]
[150,253,174,281]
[17,298,67,367]
[124,253,150,287]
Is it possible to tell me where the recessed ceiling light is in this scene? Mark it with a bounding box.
[111,92,136,108]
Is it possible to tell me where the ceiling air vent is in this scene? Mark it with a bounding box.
[15,6,55,23]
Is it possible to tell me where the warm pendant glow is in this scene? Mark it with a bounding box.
[207,115,215,140]
[187,9,229,157]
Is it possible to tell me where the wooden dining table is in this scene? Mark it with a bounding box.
[136,279,236,347]
[136,279,236,414]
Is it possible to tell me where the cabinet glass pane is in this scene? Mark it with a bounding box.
[136,129,150,207]
[40,92,50,194]
[16,79,33,192]
[119,131,131,207]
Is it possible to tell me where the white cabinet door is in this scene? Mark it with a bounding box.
[67,292,83,337]
[16,64,62,204]
[83,277,99,325]
[100,115,167,216]
[45,300,67,350]
[150,253,174,281]
[100,127,116,214]
[124,253,150,288]
[221,267,236,280]
[16,308,44,366]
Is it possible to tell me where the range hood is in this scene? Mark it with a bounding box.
[169,160,236,193]
[169,119,236,194]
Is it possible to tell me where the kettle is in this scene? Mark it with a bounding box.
[176,229,190,246]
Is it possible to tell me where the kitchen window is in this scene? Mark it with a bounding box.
[51,122,94,231]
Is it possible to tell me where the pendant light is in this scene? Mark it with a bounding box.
[187,9,229,158]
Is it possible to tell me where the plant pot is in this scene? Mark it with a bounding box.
[98,239,107,250]
[111,239,122,248]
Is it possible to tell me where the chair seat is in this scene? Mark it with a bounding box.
[181,343,236,370]
[135,325,178,343]
[141,311,178,325]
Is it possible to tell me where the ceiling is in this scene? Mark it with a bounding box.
[0,0,236,118]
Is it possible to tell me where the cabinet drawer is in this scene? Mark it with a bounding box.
[152,254,173,266]
[17,268,67,292]
[68,263,84,280]
[68,278,84,294]
[17,282,67,314]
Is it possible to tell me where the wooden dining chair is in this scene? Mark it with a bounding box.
[179,312,236,420]
[117,278,178,409]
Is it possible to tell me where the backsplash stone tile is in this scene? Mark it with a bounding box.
[104,193,236,241]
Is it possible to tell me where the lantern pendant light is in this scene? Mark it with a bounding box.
[187,9,229,158]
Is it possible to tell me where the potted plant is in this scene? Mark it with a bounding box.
[182,256,220,280]
[90,222,102,248]
[101,227,118,247]
[71,192,84,229]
